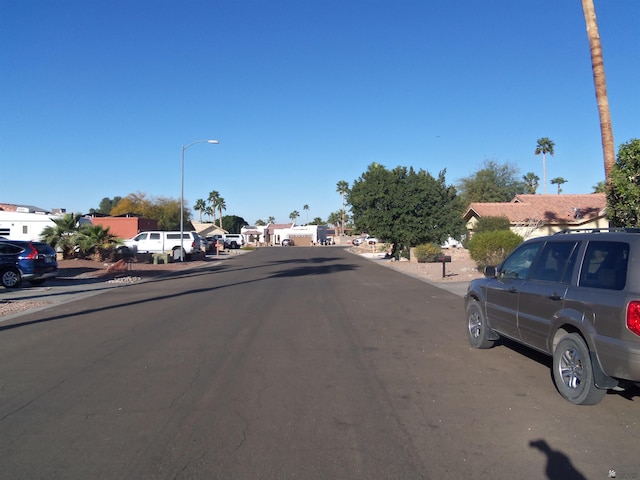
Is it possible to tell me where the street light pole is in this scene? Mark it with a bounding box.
[180,139,219,261]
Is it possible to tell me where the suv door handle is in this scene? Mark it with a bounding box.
[548,293,562,301]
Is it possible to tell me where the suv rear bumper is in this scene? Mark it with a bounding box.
[22,270,59,281]
[595,334,640,381]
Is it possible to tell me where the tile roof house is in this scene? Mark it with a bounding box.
[464,194,609,239]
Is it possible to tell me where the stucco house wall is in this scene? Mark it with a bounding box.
[464,194,608,239]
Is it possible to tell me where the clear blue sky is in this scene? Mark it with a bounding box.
[2,1,639,224]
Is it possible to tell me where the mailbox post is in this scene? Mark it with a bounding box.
[435,255,452,278]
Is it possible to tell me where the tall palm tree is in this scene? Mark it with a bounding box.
[207,190,220,225]
[535,138,555,194]
[216,197,226,228]
[303,204,309,224]
[193,199,206,223]
[289,210,300,224]
[581,0,615,182]
[550,177,568,195]
[267,216,275,224]
[336,180,349,236]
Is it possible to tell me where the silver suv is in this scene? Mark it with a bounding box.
[465,228,640,405]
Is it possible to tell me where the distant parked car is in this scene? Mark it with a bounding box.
[0,239,58,288]
[197,235,211,253]
[366,236,379,245]
[282,238,294,246]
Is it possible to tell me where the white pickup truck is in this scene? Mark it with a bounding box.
[120,231,202,257]
[223,234,245,249]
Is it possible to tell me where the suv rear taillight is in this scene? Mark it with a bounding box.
[24,244,39,260]
[627,301,640,337]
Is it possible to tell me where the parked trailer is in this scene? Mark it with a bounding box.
[0,211,60,241]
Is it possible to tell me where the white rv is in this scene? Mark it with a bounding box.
[0,210,60,241]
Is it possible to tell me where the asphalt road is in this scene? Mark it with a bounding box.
[0,247,638,479]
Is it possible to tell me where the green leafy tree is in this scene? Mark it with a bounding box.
[458,160,526,204]
[606,139,640,227]
[309,217,325,225]
[522,172,540,194]
[535,137,555,194]
[550,177,568,194]
[152,197,183,230]
[255,219,266,226]
[193,199,207,223]
[39,213,83,259]
[349,163,465,258]
[336,180,350,236]
[221,215,248,234]
[110,192,153,217]
[90,196,122,215]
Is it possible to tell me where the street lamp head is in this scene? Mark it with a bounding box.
[207,140,220,144]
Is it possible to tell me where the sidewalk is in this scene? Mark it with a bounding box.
[353,249,480,297]
[0,252,241,321]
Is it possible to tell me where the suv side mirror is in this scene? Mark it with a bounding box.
[483,266,497,278]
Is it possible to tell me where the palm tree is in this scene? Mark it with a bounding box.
[207,190,220,225]
[550,177,568,194]
[216,197,226,228]
[39,213,83,259]
[204,205,214,221]
[303,204,309,225]
[267,216,275,224]
[327,211,341,234]
[336,180,349,236]
[592,181,607,193]
[522,172,540,194]
[75,224,121,261]
[535,138,555,194]
[581,0,615,182]
[289,210,300,224]
[193,199,206,223]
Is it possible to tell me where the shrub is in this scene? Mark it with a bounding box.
[474,215,511,234]
[413,243,443,263]
[467,230,523,269]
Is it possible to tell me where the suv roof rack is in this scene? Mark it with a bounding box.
[554,227,640,235]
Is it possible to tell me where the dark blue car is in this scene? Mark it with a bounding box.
[0,239,59,288]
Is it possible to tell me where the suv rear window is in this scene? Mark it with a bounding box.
[579,241,629,290]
